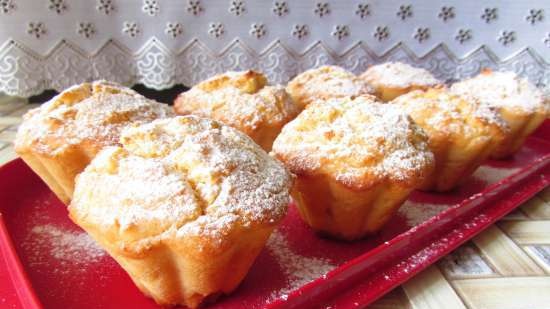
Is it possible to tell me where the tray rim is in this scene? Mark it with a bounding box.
[329,160,550,308]
[1,126,549,309]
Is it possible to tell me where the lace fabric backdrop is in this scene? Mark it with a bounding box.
[0,0,548,97]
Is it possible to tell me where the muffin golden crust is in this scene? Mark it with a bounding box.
[286,65,374,109]
[392,88,507,191]
[14,80,172,204]
[360,62,441,101]
[69,116,291,308]
[451,70,548,158]
[174,70,300,151]
[272,96,434,240]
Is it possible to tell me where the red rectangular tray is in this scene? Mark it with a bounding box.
[1,121,549,309]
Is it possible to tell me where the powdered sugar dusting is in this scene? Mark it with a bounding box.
[392,89,508,135]
[15,80,173,154]
[398,201,449,226]
[287,65,374,108]
[451,71,548,114]
[472,101,510,130]
[176,83,299,134]
[273,97,434,188]
[70,116,291,243]
[74,149,203,233]
[393,91,463,135]
[361,62,440,88]
[22,224,105,268]
[266,231,335,301]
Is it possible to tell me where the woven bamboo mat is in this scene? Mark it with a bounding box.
[1,97,549,309]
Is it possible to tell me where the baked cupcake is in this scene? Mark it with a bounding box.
[174,70,300,151]
[286,65,374,109]
[69,116,291,308]
[392,88,507,191]
[272,96,434,240]
[360,62,441,101]
[451,69,549,158]
[14,81,173,204]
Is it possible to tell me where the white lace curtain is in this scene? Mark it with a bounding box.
[0,0,548,97]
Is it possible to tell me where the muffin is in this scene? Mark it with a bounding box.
[392,88,507,191]
[286,65,374,109]
[451,69,549,158]
[272,95,434,240]
[360,62,441,101]
[68,116,292,308]
[174,70,300,151]
[14,81,173,204]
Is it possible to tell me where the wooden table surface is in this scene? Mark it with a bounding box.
[1,96,549,309]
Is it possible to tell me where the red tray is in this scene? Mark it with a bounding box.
[1,121,550,309]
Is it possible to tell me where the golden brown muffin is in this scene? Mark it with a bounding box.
[360,62,442,101]
[14,81,173,204]
[69,116,291,308]
[451,69,549,158]
[392,88,507,191]
[271,96,434,240]
[173,70,300,151]
[286,65,374,109]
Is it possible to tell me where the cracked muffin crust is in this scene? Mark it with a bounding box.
[286,65,374,109]
[392,88,507,191]
[174,70,300,151]
[360,62,441,101]
[14,80,173,204]
[272,95,433,240]
[451,69,549,158]
[69,116,292,308]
